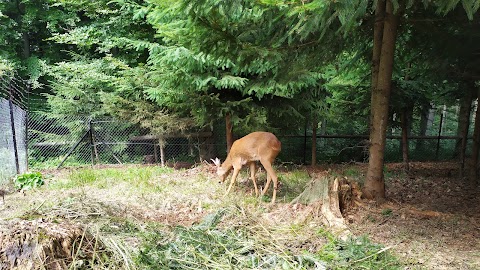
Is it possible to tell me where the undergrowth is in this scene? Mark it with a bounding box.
[136,209,402,270]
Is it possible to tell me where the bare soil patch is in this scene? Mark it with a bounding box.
[320,162,480,270]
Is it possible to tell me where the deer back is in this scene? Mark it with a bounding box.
[228,132,281,166]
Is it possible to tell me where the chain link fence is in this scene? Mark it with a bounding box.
[27,113,217,170]
[26,112,471,170]
[0,72,28,184]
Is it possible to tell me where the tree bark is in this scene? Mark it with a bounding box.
[471,89,480,184]
[225,113,234,154]
[400,64,412,171]
[456,83,474,161]
[400,107,410,171]
[364,0,400,200]
[311,114,318,166]
[416,103,429,152]
[371,0,386,93]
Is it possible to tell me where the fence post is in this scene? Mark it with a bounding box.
[25,85,29,172]
[89,118,95,166]
[8,83,20,174]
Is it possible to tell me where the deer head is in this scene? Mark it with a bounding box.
[211,157,230,183]
[211,131,281,203]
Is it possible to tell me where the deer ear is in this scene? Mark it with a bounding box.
[211,158,221,166]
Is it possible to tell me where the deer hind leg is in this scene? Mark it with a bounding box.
[260,159,278,204]
[262,172,272,196]
[224,167,240,197]
[249,162,259,196]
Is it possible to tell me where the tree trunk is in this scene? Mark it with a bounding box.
[22,32,30,59]
[400,107,410,171]
[364,0,400,200]
[456,84,474,162]
[471,89,480,184]
[159,139,166,166]
[225,113,234,154]
[416,103,432,152]
[371,0,386,93]
[400,64,412,171]
[320,119,327,148]
[311,114,318,166]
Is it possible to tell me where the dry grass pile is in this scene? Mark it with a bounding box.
[0,219,111,269]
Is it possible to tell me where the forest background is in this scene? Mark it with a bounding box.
[1,0,480,200]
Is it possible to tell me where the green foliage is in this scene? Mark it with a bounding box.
[14,172,44,191]
[28,156,86,170]
[382,208,393,217]
[46,57,129,117]
[317,233,401,270]
[136,209,326,269]
[2,0,479,167]
[137,210,402,269]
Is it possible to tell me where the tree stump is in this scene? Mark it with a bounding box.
[291,175,361,239]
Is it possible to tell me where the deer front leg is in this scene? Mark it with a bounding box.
[224,167,240,197]
[249,162,258,196]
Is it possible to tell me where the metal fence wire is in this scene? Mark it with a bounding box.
[27,112,471,170]
[27,114,216,170]
[0,72,28,184]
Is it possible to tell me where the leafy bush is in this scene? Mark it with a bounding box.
[14,172,44,191]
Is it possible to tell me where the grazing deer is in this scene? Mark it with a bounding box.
[212,131,281,203]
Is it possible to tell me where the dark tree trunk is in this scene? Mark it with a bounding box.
[416,103,431,152]
[400,64,412,171]
[370,0,385,94]
[225,113,234,154]
[400,107,410,171]
[471,90,480,184]
[22,32,30,59]
[311,114,318,166]
[456,84,475,162]
[364,0,400,200]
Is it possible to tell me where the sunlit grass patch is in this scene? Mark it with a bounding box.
[48,166,175,191]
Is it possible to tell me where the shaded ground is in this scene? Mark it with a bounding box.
[316,162,480,270]
[0,162,479,269]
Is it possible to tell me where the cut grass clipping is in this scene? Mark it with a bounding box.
[136,209,401,270]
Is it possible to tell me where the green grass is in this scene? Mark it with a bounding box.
[276,169,311,201]
[4,165,405,269]
[49,166,174,191]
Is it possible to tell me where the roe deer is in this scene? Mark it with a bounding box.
[212,131,281,203]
